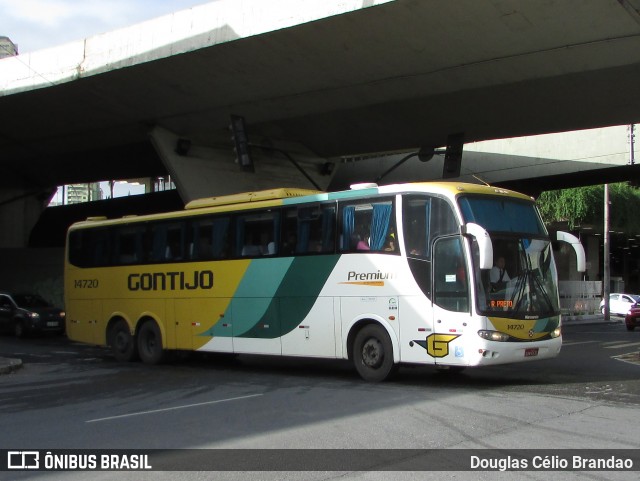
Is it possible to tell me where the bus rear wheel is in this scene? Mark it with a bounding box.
[137,321,165,365]
[108,319,137,362]
[353,324,396,382]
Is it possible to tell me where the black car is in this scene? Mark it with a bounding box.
[0,292,65,337]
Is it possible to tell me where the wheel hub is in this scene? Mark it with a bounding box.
[362,338,383,368]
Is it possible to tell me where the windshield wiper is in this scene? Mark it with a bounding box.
[511,242,555,315]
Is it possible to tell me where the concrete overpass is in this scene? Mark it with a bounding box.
[3,0,640,248]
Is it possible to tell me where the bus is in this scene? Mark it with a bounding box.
[64,182,585,381]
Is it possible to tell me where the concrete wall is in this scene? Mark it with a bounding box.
[0,248,65,308]
[466,125,636,167]
[0,188,48,248]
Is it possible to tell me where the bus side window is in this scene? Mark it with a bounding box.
[166,223,185,260]
[69,228,110,267]
[114,226,143,265]
[318,205,336,253]
[433,236,469,313]
[290,204,336,254]
[403,195,457,258]
[211,217,230,259]
[148,222,185,262]
[235,211,279,257]
[339,199,394,252]
[281,209,298,255]
[188,216,230,260]
[188,219,211,260]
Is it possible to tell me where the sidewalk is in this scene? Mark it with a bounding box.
[0,356,22,374]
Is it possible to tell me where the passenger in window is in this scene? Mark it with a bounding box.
[259,232,275,256]
[384,234,396,252]
[409,245,423,256]
[263,241,276,255]
[356,236,370,251]
[282,232,297,255]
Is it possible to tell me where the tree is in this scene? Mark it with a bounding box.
[536,183,640,234]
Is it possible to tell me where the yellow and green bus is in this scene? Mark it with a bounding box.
[65,182,585,381]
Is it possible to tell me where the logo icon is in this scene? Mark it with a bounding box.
[8,451,40,470]
[413,334,460,358]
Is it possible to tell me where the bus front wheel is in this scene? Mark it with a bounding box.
[353,324,397,382]
[108,319,137,362]
[137,321,165,365]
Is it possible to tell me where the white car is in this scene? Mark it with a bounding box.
[599,293,640,316]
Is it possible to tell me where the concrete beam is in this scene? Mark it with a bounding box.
[149,126,333,202]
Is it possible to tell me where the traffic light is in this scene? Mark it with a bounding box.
[229,115,254,172]
[442,132,464,179]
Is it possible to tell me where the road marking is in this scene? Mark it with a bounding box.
[603,342,640,349]
[85,393,264,423]
[561,341,598,346]
[612,352,640,366]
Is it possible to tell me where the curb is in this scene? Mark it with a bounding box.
[0,357,23,375]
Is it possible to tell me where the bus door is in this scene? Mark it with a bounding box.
[430,236,470,366]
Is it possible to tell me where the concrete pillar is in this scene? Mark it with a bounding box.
[0,188,50,248]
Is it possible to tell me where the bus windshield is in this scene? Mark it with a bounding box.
[458,196,560,319]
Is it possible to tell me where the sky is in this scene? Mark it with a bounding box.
[0,0,208,54]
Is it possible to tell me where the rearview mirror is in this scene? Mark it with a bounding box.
[556,231,586,272]
[462,223,493,270]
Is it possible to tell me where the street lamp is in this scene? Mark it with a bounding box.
[604,184,610,321]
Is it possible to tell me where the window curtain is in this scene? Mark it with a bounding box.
[297,221,310,253]
[342,206,355,250]
[370,204,392,250]
[321,207,335,251]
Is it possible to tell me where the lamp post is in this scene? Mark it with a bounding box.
[603,184,610,321]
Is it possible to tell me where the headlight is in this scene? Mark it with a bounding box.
[27,312,40,319]
[59,311,66,318]
[478,330,510,342]
[550,327,561,338]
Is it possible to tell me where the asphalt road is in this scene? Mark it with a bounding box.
[0,322,639,480]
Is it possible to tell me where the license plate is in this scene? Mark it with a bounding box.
[524,348,539,357]
[46,322,59,327]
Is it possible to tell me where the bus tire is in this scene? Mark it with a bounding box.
[137,320,165,365]
[108,319,138,362]
[352,324,397,382]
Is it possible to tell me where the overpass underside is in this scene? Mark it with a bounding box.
[2,0,640,247]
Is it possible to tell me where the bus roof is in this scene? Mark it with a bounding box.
[70,182,532,229]
[392,182,533,201]
[184,187,323,210]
